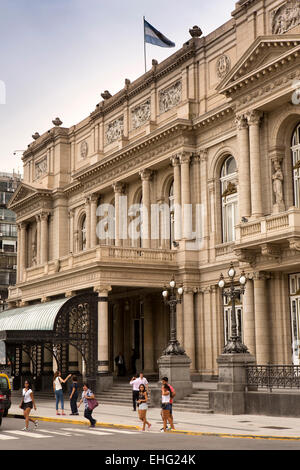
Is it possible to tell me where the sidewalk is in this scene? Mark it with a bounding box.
[8,397,300,440]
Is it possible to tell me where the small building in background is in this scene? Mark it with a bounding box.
[0,171,21,310]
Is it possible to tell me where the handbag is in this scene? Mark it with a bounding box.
[88,398,99,411]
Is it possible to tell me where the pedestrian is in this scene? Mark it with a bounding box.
[69,375,79,415]
[77,382,97,428]
[160,376,176,431]
[53,370,72,415]
[137,384,151,431]
[130,372,149,412]
[161,384,175,432]
[19,379,38,431]
[115,352,125,376]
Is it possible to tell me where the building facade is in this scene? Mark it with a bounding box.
[4,0,300,385]
[0,172,21,310]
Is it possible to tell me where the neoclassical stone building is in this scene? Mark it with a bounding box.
[3,0,300,387]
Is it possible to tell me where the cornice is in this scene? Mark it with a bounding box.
[23,127,69,160]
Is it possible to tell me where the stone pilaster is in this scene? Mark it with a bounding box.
[68,209,74,254]
[84,197,91,250]
[170,155,182,241]
[112,182,125,247]
[247,110,263,218]
[139,169,153,249]
[253,271,270,364]
[90,194,98,248]
[243,277,256,356]
[183,287,196,371]
[179,152,192,240]
[40,212,49,265]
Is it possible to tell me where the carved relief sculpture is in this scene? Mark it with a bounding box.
[272,157,285,213]
[216,54,231,80]
[131,99,151,129]
[105,117,124,144]
[272,1,300,34]
[35,156,48,180]
[80,140,88,159]
[159,80,182,114]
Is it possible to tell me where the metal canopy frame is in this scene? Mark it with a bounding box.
[1,293,98,389]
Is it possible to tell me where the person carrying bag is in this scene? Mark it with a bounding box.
[78,382,98,427]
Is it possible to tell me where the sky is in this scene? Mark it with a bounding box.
[0,0,235,174]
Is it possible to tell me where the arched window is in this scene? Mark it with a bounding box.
[169,180,175,248]
[80,215,87,251]
[292,124,300,208]
[220,156,238,243]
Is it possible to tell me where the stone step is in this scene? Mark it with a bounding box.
[174,408,214,414]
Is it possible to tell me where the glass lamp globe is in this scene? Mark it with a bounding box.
[228,266,236,278]
[218,279,225,289]
[170,280,176,288]
[177,287,183,296]
[162,290,168,298]
[239,274,247,285]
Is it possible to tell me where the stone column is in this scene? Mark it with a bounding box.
[200,150,209,262]
[94,285,113,391]
[139,169,153,249]
[247,110,263,218]
[170,155,182,241]
[183,287,196,371]
[176,301,184,349]
[19,222,27,282]
[84,197,91,250]
[90,194,98,248]
[143,296,154,374]
[112,182,125,247]
[179,152,192,239]
[40,212,49,265]
[35,215,41,265]
[243,278,256,356]
[16,224,21,283]
[68,209,74,254]
[236,114,251,220]
[253,272,270,364]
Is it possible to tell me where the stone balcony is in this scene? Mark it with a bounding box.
[22,245,177,283]
[234,207,300,264]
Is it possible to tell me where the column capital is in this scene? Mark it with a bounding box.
[199,149,208,162]
[40,211,50,221]
[235,114,248,130]
[253,271,271,281]
[191,154,201,165]
[170,155,180,167]
[178,151,192,165]
[246,110,263,126]
[94,285,112,296]
[139,168,153,181]
[112,181,125,194]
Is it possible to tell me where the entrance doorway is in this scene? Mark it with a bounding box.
[289,274,300,364]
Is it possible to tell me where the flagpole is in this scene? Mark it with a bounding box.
[143,16,147,73]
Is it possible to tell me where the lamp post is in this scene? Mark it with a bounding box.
[162,277,185,355]
[218,263,249,354]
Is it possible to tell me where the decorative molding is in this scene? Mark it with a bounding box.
[216,54,231,80]
[159,80,182,114]
[105,116,124,144]
[131,99,151,129]
[34,156,48,180]
[272,1,300,35]
[80,140,88,159]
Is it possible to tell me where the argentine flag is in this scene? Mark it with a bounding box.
[144,18,175,48]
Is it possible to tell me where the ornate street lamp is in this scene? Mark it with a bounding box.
[218,263,249,354]
[162,277,185,355]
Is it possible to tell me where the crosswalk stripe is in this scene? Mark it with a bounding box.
[62,427,116,436]
[38,429,74,436]
[0,434,18,440]
[62,427,139,435]
[5,430,52,439]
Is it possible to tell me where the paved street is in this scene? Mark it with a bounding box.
[0,418,300,450]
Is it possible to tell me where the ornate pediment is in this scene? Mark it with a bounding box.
[8,182,51,210]
[217,35,300,97]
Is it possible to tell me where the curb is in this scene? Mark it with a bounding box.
[7,413,300,441]
[7,413,140,431]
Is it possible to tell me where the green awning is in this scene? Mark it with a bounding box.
[0,298,70,332]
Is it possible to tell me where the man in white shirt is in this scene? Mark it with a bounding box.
[130,372,149,411]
